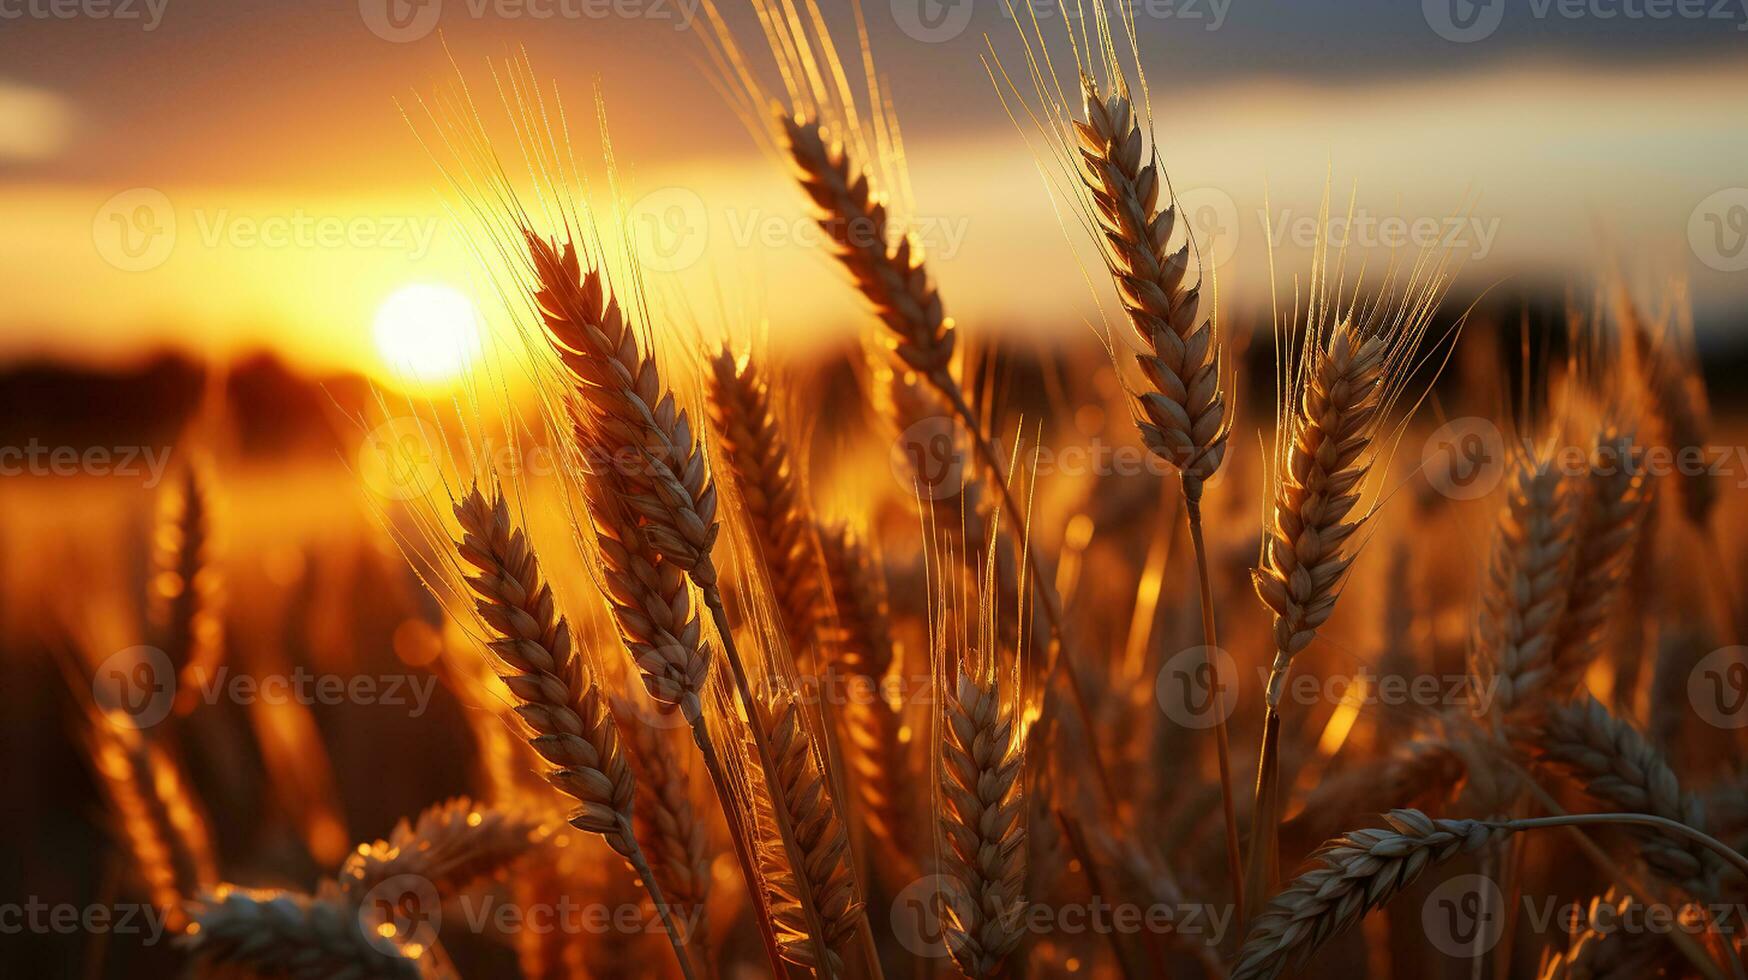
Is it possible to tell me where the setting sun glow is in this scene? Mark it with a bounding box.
[372,284,481,386]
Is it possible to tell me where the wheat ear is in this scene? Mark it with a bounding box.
[706,348,828,655]
[526,232,833,973]
[1550,430,1651,677]
[148,463,221,713]
[1237,808,1748,980]
[1538,890,1681,980]
[337,797,548,903]
[938,672,1028,978]
[750,692,866,975]
[1469,457,1579,725]
[621,710,713,933]
[86,720,218,934]
[1537,696,1722,898]
[818,521,910,857]
[181,887,422,979]
[1250,319,1393,901]
[783,115,1096,758]
[450,487,698,974]
[1074,71,1242,917]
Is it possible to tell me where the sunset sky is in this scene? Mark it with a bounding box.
[1,0,1745,382]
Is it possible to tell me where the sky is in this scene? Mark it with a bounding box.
[0,0,1744,380]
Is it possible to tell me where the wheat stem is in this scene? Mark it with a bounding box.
[1184,490,1245,929]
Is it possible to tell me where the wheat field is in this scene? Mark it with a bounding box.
[15,2,1748,979]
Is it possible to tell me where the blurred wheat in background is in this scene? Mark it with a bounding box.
[9,1,1748,978]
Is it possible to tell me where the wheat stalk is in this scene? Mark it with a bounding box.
[181,887,424,979]
[1250,317,1400,901]
[524,231,836,973]
[1071,65,1243,917]
[938,671,1028,979]
[453,485,706,975]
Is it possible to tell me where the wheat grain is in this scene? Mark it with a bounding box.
[452,487,638,849]
[148,463,221,711]
[1469,456,1579,724]
[1073,77,1228,485]
[1537,696,1722,897]
[181,887,424,979]
[1234,809,1513,980]
[1537,890,1682,980]
[817,521,910,856]
[706,347,828,655]
[1550,430,1651,679]
[337,796,549,902]
[938,671,1027,979]
[750,692,864,975]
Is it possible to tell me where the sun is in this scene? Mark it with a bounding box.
[372,284,481,386]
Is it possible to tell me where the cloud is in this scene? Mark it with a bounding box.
[0,81,73,162]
